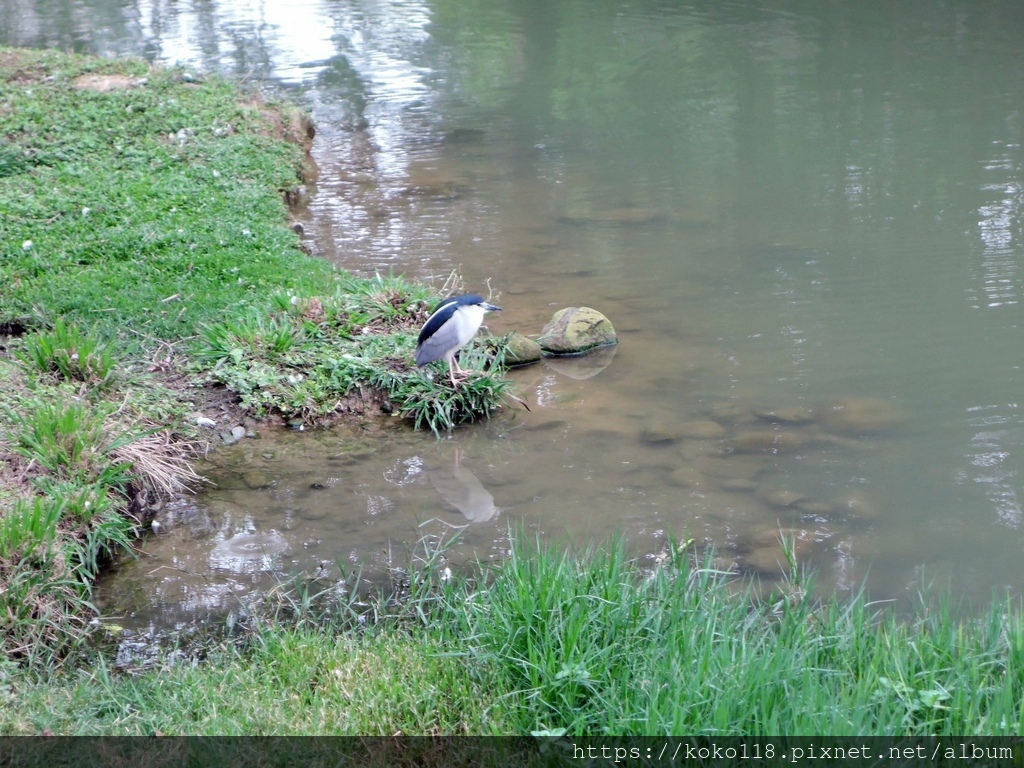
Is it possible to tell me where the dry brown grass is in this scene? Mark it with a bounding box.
[111,430,208,497]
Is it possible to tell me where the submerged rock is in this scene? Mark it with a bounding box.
[757,487,809,509]
[831,492,881,520]
[729,430,804,454]
[693,454,765,482]
[679,439,727,460]
[754,406,816,425]
[795,499,833,515]
[537,306,617,355]
[640,425,682,446]
[443,127,487,145]
[667,466,706,489]
[522,419,569,432]
[706,401,746,422]
[741,526,816,575]
[241,471,271,490]
[821,397,902,434]
[677,420,727,439]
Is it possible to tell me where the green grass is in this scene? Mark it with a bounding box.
[0,47,511,435]
[0,47,515,669]
[9,399,134,487]
[17,319,117,390]
[3,535,1023,736]
[192,276,514,434]
[1,630,508,736]
[0,54,333,343]
[0,394,143,663]
[0,496,95,665]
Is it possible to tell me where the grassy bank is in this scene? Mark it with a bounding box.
[3,47,1023,739]
[0,47,508,666]
[3,536,1023,735]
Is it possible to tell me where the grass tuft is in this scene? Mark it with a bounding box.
[9,400,135,489]
[0,495,63,561]
[18,320,116,390]
[195,315,304,367]
[370,337,513,436]
[0,496,95,665]
[0,383,203,664]
[195,280,516,433]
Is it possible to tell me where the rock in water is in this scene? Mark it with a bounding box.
[537,306,617,355]
[678,420,727,439]
[822,397,902,434]
[641,425,681,446]
[503,332,543,366]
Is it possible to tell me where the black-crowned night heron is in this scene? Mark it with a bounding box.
[415,294,501,386]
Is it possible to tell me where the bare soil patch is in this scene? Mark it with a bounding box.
[72,73,146,92]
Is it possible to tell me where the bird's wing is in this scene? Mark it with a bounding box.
[415,316,464,366]
[417,299,459,346]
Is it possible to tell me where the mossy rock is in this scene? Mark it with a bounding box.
[537,306,617,355]
[503,331,543,366]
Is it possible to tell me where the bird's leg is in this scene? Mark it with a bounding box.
[447,358,465,387]
[447,355,475,387]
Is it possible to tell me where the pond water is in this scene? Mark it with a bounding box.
[4,0,1024,627]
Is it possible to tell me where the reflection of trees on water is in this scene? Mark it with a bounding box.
[1,0,283,80]
[7,1,1023,196]
[1,0,144,56]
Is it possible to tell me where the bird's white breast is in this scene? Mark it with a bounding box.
[452,303,487,347]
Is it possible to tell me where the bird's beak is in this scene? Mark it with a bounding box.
[483,302,502,312]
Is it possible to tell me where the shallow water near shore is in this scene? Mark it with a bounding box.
[5,0,1022,626]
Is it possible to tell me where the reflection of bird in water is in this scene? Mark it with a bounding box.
[415,294,501,387]
[427,448,498,523]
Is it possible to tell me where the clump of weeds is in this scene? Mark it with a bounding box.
[195,275,517,435]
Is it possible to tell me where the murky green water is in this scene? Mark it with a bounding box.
[5,0,1024,626]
